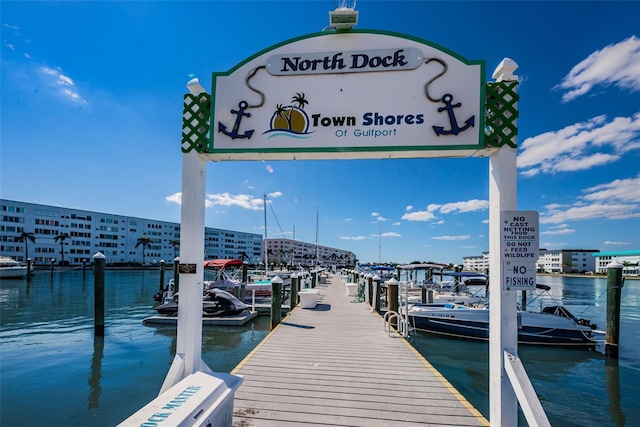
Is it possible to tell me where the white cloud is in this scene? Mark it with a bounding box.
[39,65,87,104]
[603,241,633,245]
[555,36,640,102]
[433,199,489,214]
[381,232,401,238]
[166,191,279,211]
[582,175,640,203]
[518,113,640,176]
[541,224,575,235]
[340,235,367,241]
[538,174,640,224]
[371,212,387,222]
[431,235,470,241]
[405,205,413,211]
[165,192,182,205]
[402,198,488,222]
[401,210,436,222]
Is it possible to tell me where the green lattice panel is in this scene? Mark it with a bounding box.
[484,81,519,148]
[182,93,211,153]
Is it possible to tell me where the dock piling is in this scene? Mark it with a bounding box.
[606,261,624,358]
[93,252,105,336]
[387,277,398,328]
[159,259,165,292]
[290,273,299,310]
[270,276,283,330]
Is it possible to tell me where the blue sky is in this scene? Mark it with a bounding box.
[2,1,639,265]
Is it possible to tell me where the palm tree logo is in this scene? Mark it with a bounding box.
[264,92,313,136]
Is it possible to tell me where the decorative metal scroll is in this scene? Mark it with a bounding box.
[181,93,211,153]
[484,81,519,148]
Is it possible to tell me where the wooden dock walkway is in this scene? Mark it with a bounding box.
[231,273,489,426]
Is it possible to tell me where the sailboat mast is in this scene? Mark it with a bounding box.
[315,206,319,266]
[379,222,382,263]
[264,194,268,274]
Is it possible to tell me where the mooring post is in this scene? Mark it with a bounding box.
[93,252,105,336]
[159,259,165,293]
[374,277,381,313]
[270,275,283,330]
[173,256,180,293]
[387,277,399,328]
[27,258,32,281]
[82,259,87,279]
[50,258,55,278]
[311,271,317,288]
[372,275,381,310]
[605,261,624,358]
[290,273,299,310]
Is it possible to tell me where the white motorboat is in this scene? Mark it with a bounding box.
[0,256,28,279]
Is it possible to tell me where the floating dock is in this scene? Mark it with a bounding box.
[231,273,489,426]
[142,310,258,326]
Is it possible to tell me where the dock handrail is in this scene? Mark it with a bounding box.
[504,350,551,427]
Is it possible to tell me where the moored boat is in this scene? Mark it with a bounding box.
[155,288,248,317]
[407,302,599,347]
[0,256,28,279]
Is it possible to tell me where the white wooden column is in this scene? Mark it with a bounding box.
[489,59,519,426]
[160,150,210,393]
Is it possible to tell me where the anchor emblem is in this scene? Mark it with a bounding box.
[218,101,255,139]
[432,94,475,136]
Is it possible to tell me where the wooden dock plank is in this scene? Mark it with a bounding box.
[231,273,488,427]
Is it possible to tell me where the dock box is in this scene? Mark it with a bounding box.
[117,371,243,427]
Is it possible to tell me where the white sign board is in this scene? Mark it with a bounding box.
[503,261,536,290]
[500,210,539,261]
[207,31,486,161]
[500,211,539,291]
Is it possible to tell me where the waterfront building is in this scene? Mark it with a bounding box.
[265,238,356,268]
[462,248,600,274]
[0,199,262,266]
[462,251,489,272]
[593,250,640,276]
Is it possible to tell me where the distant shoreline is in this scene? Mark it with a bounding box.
[537,272,640,281]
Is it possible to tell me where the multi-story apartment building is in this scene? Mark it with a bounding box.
[594,250,640,275]
[264,238,356,268]
[462,249,599,273]
[462,252,489,272]
[0,199,262,266]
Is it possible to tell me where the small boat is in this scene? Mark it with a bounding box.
[154,288,248,317]
[0,256,28,279]
[407,302,598,347]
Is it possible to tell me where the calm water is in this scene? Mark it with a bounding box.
[1,271,638,426]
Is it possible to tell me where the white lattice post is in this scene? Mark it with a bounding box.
[488,58,519,426]
[160,80,212,393]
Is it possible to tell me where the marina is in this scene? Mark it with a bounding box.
[1,269,639,426]
[231,272,488,426]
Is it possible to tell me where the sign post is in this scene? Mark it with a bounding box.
[500,210,539,291]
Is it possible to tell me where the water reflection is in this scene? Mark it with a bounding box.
[605,358,626,427]
[88,336,104,409]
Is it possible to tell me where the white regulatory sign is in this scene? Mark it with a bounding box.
[500,210,539,261]
[503,261,536,290]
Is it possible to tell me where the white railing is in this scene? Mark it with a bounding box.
[504,350,551,426]
[383,280,411,338]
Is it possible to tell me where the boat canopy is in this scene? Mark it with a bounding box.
[442,271,488,278]
[203,259,244,269]
[397,263,445,271]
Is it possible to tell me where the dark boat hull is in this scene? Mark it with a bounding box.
[409,305,597,347]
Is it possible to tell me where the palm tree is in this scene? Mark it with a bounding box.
[136,234,153,266]
[54,232,69,265]
[292,92,308,109]
[17,231,36,262]
[169,239,180,258]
